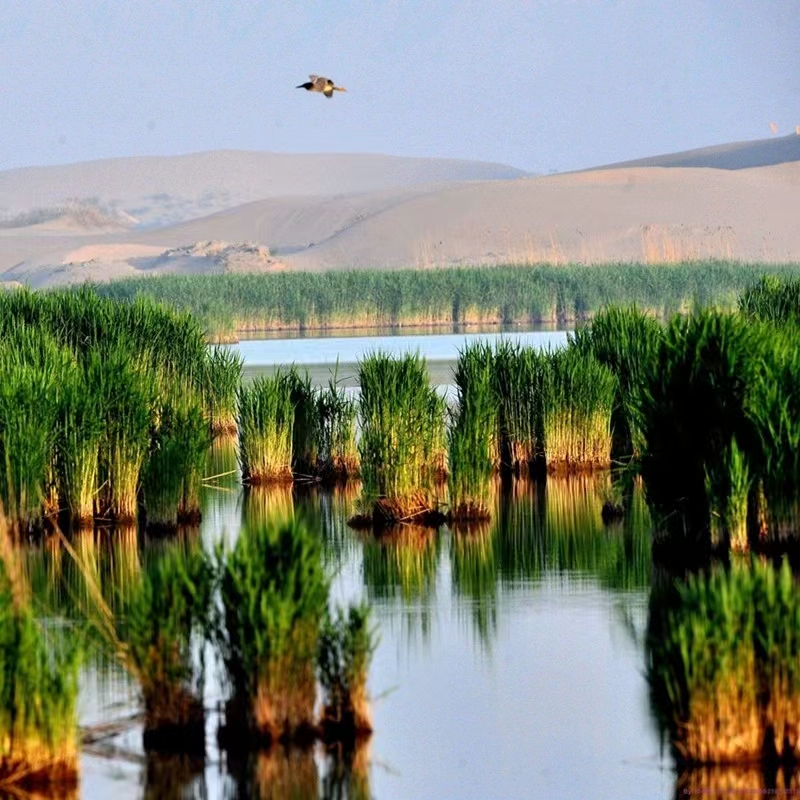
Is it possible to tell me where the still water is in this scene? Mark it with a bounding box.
[232,328,570,386]
[41,330,680,800]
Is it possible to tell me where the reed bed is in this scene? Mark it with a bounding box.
[647,560,800,766]
[285,369,318,476]
[491,341,539,474]
[94,262,800,339]
[142,389,211,531]
[236,372,295,484]
[316,378,359,480]
[636,310,764,552]
[570,306,663,463]
[0,287,241,531]
[538,347,615,473]
[318,604,377,738]
[216,518,329,743]
[355,352,447,526]
[448,343,498,520]
[121,543,213,752]
[739,273,800,326]
[203,346,243,435]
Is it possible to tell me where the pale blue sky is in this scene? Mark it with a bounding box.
[1,1,798,173]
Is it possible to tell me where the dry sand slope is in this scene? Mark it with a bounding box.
[0,135,799,288]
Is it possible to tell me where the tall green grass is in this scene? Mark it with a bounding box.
[0,287,240,530]
[538,347,616,473]
[491,341,538,474]
[236,372,295,484]
[143,389,211,531]
[203,346,243,435]
[94,262,800,338]
[448,343,498,520]
[636,311,764,551]
[215,518,329,741]
[356,352,446,525]
[570,306,663,463]
[123,542,213,751]
[316,378,359,480]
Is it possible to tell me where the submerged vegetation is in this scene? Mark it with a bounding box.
[95,261,800,339]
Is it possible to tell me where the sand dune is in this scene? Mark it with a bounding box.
[1,138,799,287]
[592,132,800,171]
[0,151,526,229]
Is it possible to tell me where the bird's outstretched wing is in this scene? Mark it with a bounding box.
[323,88,333,98]
[309,74,320,81]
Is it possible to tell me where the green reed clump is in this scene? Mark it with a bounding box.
[55,356,105,527]
[571,306,662,463]
[93,346,156,522]
[318,604,378,737]
[316,377,359,479]
[0,287,242,528]
[236,372,295,484]
[122,543,214,751]
[216,518,329,741]
[285,368,319,476]
[202,346,243,435]
[638,311,764,549]
[491,341,539,473]
[0,521,81,786]
[648,560,800,765]
[744,326,800,540]
[537,346,615,473]
[739,274,800,326]
[357,352,446,524]
[0,326,73,531]
[448,342,498,520]
[143,389,212,531]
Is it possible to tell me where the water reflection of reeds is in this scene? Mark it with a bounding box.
[496,476,651,591]
[675,765,800,800]
[242,485,295,529]
[142,752,205,800]
[649,560,800,769]
[224,746,318,800]
[361,526,440,603]
[222,741,373,800]
[361,526,440,642]
[449,522,498,644]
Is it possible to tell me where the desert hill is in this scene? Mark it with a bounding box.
[1,137,799,288]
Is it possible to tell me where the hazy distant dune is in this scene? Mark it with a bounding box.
[0,151,527,229]
[591,133,800,171]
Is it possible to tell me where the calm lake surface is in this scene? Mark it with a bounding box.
[62,329,679,799]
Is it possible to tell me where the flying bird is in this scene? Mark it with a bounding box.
[296,75,347,98]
